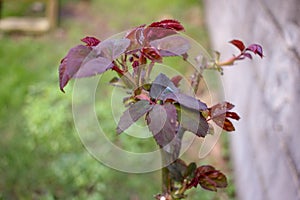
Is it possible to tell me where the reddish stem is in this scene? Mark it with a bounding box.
[112,65,124,75]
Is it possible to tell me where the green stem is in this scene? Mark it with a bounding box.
[145,61,154,82]
[161,150,172,195]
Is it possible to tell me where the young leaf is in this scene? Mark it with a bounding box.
[187,165,228,191]
[59,45,92,92]
[116,100,154,134]
[246,44,264,58]
[148,19,184,31]
[125,25,146,51]
[141,46,162,62]
[197,165,228,191]
[146,103,178,148]
[81,36,101,47]
[185,162,197,179]
[208,102,240,132]
[229,39,245,51]
[179,107,209,137]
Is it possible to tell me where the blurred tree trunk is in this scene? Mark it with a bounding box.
[204,0,300,200]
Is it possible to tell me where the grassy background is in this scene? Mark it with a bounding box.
[0,0,234,199]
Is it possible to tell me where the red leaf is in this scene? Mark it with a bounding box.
[187,165,227,191]
[198,169,227,191]
[170,75,182,87]
[208,102,240,132]
[125,25,146,51]
[229,39,245,52]
[144,19,185,42]
[148,19,184,31]
[141,46,162,62]
[81,36,100,47]
[246,44,264,58]
[226,111,240,120]
[59,45,92,92]
[222,118,235,132]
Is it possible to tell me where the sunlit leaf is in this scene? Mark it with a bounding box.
[116,100,154,134]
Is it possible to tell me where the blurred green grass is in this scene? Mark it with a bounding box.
[0,0,233,199]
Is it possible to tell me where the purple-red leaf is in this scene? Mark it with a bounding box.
[74,57,113,78]
[146,103,178,148]
[150,73,179,100]
[150,35,190,57]
[59,45,92,92]
[94,38,130,61]
[229,39,245,52]
[125,25,146,51]
[242,52,253,59]
[117,100,154,134]
[164,93,207,111]
[59,38,129,92]
[246,44,264,58]
[148,19,184,31]
[179,107,209,137]
[81,36,100,47]
[187,165,228,191]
